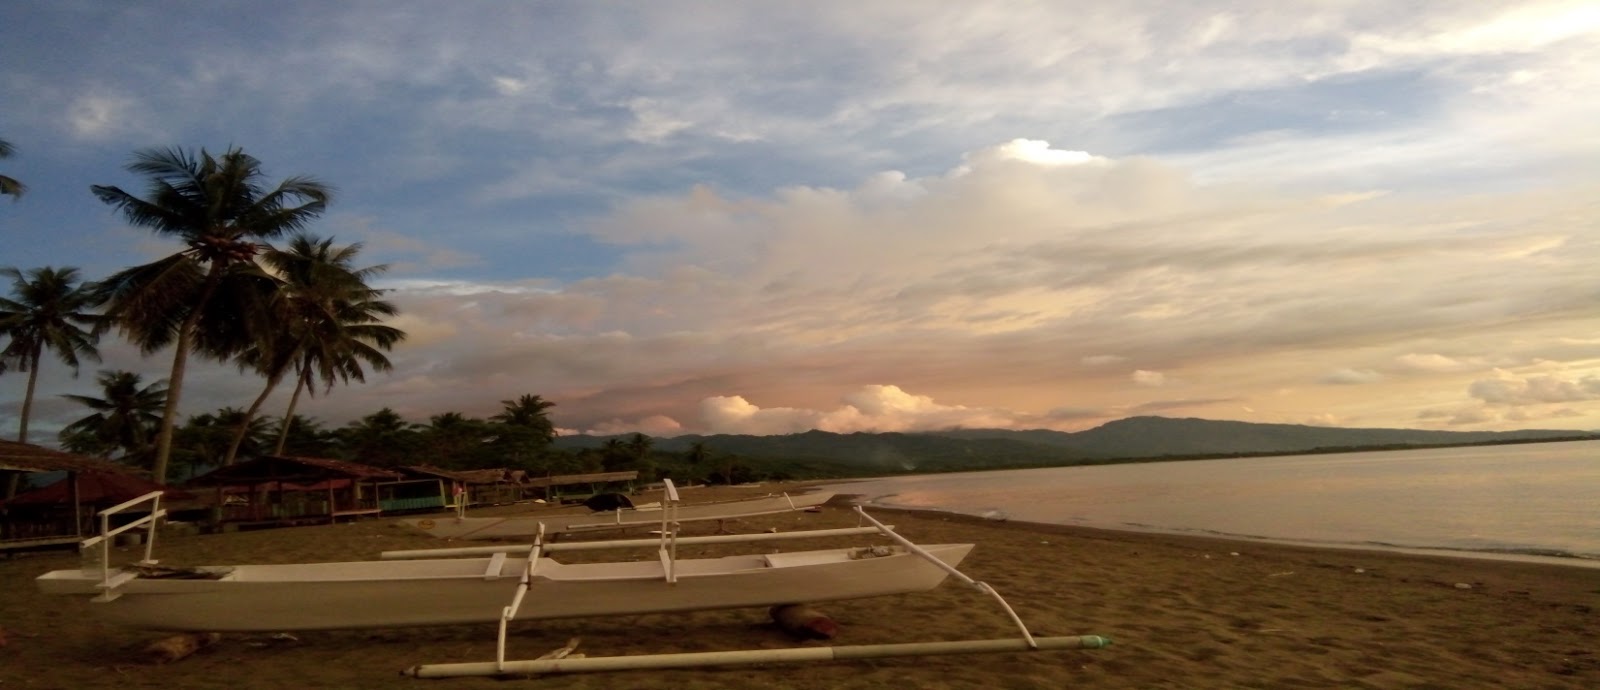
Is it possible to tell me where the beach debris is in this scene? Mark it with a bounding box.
[1268,571,1295,578]
[537,638,582,661]
[1454,582,1473,590]
[1229,552,1240,557]
[142,632,221,664]
[1354,568,1365,574]
[270,632,299,642]
[583,492,634,512]
[770,604,839,640]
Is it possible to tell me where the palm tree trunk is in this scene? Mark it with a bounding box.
[273,363,311,455]
[17,345,43,444]
[151,266,224,485]
[150,325,192,484]
[7,348,44,498]
[222,368,286,466]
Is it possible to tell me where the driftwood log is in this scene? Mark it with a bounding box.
[770,604,838,640]
[142,632,222,664]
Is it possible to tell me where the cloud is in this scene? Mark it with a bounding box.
[1131,370,1167,387]
[280,136,1598,435]
[1319,368,1384,385]
[692,385,1026,435]
[1394,353,1482,373]
[625,98,694,143]
[1081,355,1126,367]
[1469,371,1600,405]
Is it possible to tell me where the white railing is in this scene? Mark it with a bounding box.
[657,479,681,584]
[78,490,166,602]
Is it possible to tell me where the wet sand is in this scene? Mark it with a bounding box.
[2,483,1596,689]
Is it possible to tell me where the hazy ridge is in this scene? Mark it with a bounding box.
[553,416,1595,474]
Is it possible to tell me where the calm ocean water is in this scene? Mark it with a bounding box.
[822,439,1600,567]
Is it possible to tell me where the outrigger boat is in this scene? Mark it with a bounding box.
[38,482,1110,678]
[395,490,834,540]
[36,487,956,632]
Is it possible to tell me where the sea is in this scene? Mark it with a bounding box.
[820,439,1600,568]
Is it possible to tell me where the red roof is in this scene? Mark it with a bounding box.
[5,471,193,507]
[186,455,402,486]
[0,439,145,475]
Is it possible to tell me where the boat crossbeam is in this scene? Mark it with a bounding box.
[404,635,1112,678]
[496,523,546,670]
[380,526,895,560]
[852,506,1039,648]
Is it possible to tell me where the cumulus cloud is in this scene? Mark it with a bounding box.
[693,385,1025,435]
[1131,370,1167,387]
[1319,368,1384,385]
[1469,371,1600,405]
[291,136,1599,435]
[1395,353,1481,373]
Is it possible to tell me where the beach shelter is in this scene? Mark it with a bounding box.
[522,470,639,503]
[0,439,152,553]
[186,455,402,526]
[379,465,473,513]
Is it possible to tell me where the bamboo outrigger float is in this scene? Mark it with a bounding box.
[38,481,1110,677]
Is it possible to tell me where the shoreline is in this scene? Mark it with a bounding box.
[859,500,1600,572]
[850,498,1600,572]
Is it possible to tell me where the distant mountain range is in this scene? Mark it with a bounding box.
[553,416,1596,474]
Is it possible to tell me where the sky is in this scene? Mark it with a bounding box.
[1,1,1598,440]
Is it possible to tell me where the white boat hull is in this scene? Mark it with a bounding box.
[399,492,834,540]
[36,543,972,632]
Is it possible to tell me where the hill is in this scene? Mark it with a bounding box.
[552,416,1596,476]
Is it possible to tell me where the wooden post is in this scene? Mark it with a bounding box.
[70,472,82,538]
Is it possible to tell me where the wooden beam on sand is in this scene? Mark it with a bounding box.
[402,635,1111,678]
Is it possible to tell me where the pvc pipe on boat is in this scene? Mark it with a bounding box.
[403,635,1111,678]
[380,525,895,560]
[852,506,1039,648]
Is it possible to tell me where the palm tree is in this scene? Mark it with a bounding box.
[265,237,404,456]
[0,138,24,200]
[0,267,102,444]
[218,235,401,464]
[91,147,331,484]
[338,407,419,467]
[183,407,273,470]
[421,412,492,468]
[269,414,337,458]
[491,394,558,443]
[59,370,168,466]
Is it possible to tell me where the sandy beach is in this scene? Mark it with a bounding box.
[2,483,1596,689]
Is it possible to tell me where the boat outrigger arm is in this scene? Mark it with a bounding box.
[400,480,1111,679]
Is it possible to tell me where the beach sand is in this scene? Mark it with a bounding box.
[2,483,1596,689]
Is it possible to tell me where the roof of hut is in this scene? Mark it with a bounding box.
[0,439,145,475]
[185,455,402,486]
